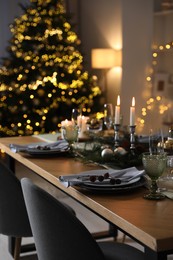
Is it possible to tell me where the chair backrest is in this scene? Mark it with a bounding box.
[0,162,32,237]
[21,178,105,260]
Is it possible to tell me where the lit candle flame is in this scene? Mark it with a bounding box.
[132,97,135,107]
[117,95,120,106]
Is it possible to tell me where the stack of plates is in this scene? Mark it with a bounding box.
[60,168,146,193]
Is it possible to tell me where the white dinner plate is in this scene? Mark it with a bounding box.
[80,177,145,193]
[82,177,140,188]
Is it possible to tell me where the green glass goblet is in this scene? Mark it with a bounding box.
[142,152,167,200]
[62,125,79,153]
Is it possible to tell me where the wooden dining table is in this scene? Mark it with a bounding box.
[0,135,173,260]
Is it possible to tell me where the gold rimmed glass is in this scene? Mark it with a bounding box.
[142,152,167,200]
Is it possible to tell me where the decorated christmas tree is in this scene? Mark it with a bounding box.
[0,0,102,136]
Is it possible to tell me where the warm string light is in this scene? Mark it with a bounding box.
[138,39,173,131]
[0,0,102,136]
[0,70,100,135]
[138,95,170,129]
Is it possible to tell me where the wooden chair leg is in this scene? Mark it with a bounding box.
[92,224,118,241]
[14,237,22,260]
[121,234,126,243]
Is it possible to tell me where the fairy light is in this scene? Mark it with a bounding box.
[0,0,101,137]
[159,45,164,50]
[146,76,151,82]
[156,96,161,101]
[166,44,171,49]
[153,52,158,58]
[147,105,152,110]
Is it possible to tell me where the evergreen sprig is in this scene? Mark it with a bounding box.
[75,140,143,169]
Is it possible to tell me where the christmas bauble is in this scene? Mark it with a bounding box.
[114,147,127,155]
[101,148,113,160]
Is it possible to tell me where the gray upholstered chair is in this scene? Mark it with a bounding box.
[0,162,75,260]
[21,178,145,260]
[0,162,32,260]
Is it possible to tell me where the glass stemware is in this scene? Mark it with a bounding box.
[103,103,113,130]
[149,128,164,154]
[158,156,173,191]
[142,152,167,200]
[62,125,79,152]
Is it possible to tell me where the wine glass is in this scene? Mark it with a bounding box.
[158,156,173,191]
[103,103,113,130]
[62,125,79,152]
[167,156,173,177]
[149,128,164,154]
[142,152,167,200]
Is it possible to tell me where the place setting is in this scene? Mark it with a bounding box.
[59,167,145,193]
[9,139,70,156]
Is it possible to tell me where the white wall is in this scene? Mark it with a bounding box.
[79,0,154,133]
[121,0,154,129]
[80,0,122,106]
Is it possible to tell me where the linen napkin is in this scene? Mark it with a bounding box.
[158,177,173,199]
[162,191,173,200]
[59,167,145,188]
[9,140,69,153]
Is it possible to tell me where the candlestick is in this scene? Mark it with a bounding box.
[129,125,136,154]
[114,124,120,148]
[115,95,120,124]
[130,97,135,126]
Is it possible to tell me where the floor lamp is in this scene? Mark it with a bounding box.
[91,48,122,102]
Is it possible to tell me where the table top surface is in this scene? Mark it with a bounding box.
[0,135,173,253]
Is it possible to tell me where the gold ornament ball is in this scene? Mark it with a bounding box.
[101,148,113,160]
[164,139,173,150]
